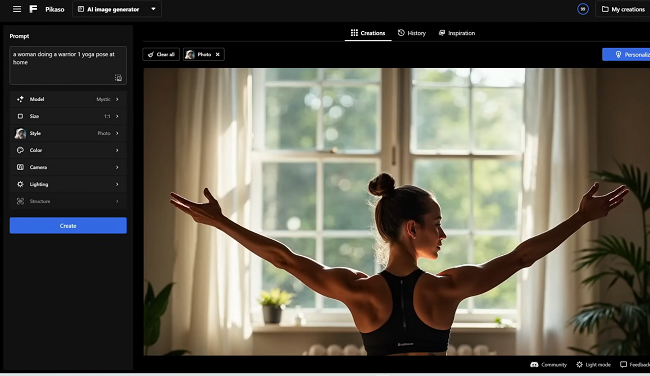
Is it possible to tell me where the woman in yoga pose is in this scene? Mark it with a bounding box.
[170,173,628,356]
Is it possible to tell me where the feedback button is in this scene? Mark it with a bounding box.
[10,217,127,234]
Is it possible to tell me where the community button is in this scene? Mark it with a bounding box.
[10,217,127,234]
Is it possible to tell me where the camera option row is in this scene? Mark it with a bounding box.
[10,159,127,176]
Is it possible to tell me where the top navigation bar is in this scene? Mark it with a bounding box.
[6,22,650,42]
[3,0,650,22]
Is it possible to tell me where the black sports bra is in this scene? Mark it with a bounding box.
[359,269,451,356]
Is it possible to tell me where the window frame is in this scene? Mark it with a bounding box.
[403,68,523,322]
[249,68,519,325]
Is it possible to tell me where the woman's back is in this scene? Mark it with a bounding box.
[346,269,459,355]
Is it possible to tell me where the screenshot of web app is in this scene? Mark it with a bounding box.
[2,0,650,373]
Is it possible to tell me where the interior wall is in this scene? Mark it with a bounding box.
[143,68,178,355]
[595,68,650,349]
[142,68,650,355]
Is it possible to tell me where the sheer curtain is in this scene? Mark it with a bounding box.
[516,68,599,355]
[170,68,253,355]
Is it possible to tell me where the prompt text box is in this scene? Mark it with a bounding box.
[9,46,127,85]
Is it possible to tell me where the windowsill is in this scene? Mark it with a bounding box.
[252,322,516,334]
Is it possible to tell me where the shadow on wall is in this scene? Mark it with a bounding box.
[143,68,179,355]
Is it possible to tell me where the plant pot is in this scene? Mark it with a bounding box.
[262,305,283,324]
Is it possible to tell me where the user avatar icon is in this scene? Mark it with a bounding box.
[15,128,26,140]
[185,49,195,60]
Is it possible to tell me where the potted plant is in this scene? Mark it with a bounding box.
[569,162,650,356]
[144,281,190,355]
[259,288,294,324]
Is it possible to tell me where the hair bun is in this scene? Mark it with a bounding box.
[368,173,396,197]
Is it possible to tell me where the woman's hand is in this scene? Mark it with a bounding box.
[170,188,224,226]
[577,183,629,222]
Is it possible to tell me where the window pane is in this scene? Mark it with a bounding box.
[413,159,470,229]
[262,238,316,308]
[265,87,319,150]
[266,68,318,81]
[262,163,316,230]
[323,86,379,151]
[472,88,523,151]
[413,88,470,151]
[470,68,525,87]
[473,235,519,309]
[323,237,375,308]
[324,68,380,81]
[473,160,521,230]
[418,234,469,310]
[413,68,470,85]
[418,235,469,274]
[323,162,377,230]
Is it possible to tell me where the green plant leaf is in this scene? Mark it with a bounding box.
[619,303,645,325]
[581,271,614,286]
[145,281,155,306]
[573,163,649,357]
[164,350,190,356]
[577,236,644,273]
[608,268,637,293]
[258,288,294,307]
[599,337,635,356]
[145,283,174,322]
[568,346,596,356]
[144,318,161,347]
[569,303,617,334]
[574,246,610,271]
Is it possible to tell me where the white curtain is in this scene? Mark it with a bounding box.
[516,68,599,355]
[171,68,253,355]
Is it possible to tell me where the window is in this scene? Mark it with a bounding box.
[251,68,524,324]
[409,68,525,322]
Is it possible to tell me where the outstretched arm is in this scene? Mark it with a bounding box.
[170,188,367,304]
[438,183,629,301]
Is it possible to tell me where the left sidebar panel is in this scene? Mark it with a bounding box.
[3,25,133,370]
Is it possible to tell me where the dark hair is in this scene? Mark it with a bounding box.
[368,173,434,265]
